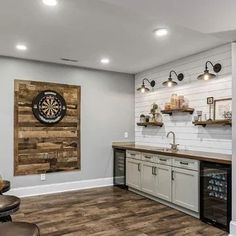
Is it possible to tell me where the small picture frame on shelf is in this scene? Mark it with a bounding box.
[207,97,214,105]
[213,98,232,120]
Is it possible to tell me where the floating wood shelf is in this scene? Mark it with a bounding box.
[192,119,232,127]
[161,108,194,116]
[137,122,163,127]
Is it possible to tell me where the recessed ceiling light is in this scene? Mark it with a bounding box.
[100,58,110,64]
[16,44,27,51]
[154,28,168,37]
[42,0,58,6]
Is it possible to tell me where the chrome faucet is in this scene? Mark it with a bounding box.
[167,131,179,151]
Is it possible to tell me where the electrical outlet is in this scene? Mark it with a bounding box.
[41,174,46,181]
[124,132,128,138]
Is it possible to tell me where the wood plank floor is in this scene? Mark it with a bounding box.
[13,187,227,236]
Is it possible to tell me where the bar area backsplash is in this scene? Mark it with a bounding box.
[135,44,232,154]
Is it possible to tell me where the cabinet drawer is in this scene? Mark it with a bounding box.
[126,150,141,160]
[172,158,199,171]
[157,155,172,166]
[142,153,157,163]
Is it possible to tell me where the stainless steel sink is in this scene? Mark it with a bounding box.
[155,147,178,152]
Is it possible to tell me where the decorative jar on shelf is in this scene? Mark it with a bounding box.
[171,94,178,109]
[165,102,171,110]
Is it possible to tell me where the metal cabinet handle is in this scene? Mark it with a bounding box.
[171,170,174,181]
[138,163,141,172]
[144,155,152,159]
[152,166,157,175]
[154,167,157,176]
[160,158,167,162]
[180,161,189,165]
[130,153,136,156]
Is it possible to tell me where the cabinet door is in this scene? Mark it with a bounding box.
[126,158,141,190]
[172,167,199,212]
[155,164,172,202]
[141,161,156,195]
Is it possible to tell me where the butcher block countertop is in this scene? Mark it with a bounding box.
[112,142,232,165]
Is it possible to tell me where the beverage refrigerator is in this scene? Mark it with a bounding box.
[113,149,127,188]
[200,161,231,232]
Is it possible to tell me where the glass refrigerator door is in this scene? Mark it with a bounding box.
[200,162,231,231]
[114,149,126,187]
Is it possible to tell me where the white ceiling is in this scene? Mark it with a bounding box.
[0,0,236,74]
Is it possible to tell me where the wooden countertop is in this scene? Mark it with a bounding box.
[112,142,232,164]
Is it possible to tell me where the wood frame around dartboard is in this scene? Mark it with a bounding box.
[14,80,81,176]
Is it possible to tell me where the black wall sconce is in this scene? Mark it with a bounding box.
[197,61,222,80]
[137,78,156,93]
[162,70,184,87]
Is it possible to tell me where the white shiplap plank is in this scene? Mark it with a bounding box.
[135,44,232,154]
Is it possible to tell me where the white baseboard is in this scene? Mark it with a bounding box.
[230,221,236,236]
[8,177,113,198]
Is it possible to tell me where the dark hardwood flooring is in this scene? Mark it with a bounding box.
[13,187,227,236]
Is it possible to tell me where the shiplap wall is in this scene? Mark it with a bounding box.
[135,44,232,154]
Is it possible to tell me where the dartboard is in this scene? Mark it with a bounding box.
[32,90,67,124]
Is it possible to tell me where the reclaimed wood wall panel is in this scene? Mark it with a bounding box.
[14,80,81,176]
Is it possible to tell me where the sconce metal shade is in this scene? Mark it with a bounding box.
[137,78,156,93]
[162,78,177,87]
[137,83,150,93]
[197,70,216,81]
[162,70,184,87]
[197,61,222,80]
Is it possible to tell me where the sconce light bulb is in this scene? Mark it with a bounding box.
[204,74,209,80]
[141,87,146,93]
[167,81,172,87]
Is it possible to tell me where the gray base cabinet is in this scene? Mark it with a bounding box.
[126,151,199,214]
[141,161,156,195]
[156,164,172,202]
[126,158,141,190]
[172,167,199,212]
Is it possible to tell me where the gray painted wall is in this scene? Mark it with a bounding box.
[0,57,135,188]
